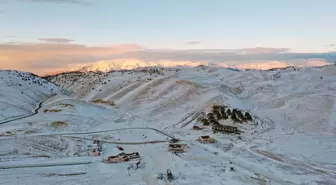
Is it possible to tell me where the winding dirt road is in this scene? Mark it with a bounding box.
[0,102,43,125]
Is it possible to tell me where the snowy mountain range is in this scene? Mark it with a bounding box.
[70,59,330,73]
[73,59,209,73]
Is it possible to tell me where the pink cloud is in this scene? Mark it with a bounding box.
[233,61,289,70]
[237,47,290,53]
[305,59,329,67]
[0,42,142,74]
[39,38,74,44]
[214,60,329,70]
[0,42,332,75]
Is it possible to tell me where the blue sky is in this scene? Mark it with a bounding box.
[0,0,336,74]
[1,0,336,52]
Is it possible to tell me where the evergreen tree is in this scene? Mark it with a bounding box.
[245,112,253,121]
[231,113,237,120]
[222,112,228,119]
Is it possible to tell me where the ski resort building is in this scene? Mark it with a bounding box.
[90,136,102,156]
[104,152,140,164]
[197,135,216,143]
[168,143,187,153]
[192,125,203,130]
[90,145,100,157]
[93,136,100,145]
[212,124,238,134]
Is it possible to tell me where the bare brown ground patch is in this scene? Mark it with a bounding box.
[256,150,284,162]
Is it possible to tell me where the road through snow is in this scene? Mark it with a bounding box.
[0,101,43,125]
[0,127,178,140]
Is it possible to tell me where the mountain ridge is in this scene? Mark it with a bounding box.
[39,59,331,76]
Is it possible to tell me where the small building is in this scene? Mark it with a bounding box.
[90,143,101,156]
[93,137,100,145]
[192,125,203,130]
[90,146,101,157]
[197,135,216,143]
[92,137,102,152]
[104,152,140,164]
[104,154,129,163]
[212,124,238,134]
[120,152,140,160]
[168,143,187,153]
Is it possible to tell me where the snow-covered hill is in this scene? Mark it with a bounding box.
[1,65,336,185]
[46,65,336,134]
[0,70,61,122]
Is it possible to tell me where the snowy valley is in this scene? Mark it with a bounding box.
[0,65,335,185]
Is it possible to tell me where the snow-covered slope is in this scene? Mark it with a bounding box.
[0,70,61,122]
[46,65,336,133]
[0,65,335,185]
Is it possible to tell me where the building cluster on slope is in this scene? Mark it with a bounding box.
[167,104,254,153]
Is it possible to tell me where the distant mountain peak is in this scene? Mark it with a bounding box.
[72,59,210,73]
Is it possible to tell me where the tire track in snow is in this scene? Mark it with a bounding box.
[248,146,336,181]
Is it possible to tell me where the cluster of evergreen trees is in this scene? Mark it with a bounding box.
[200,105,253,126]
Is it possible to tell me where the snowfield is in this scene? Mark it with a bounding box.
[0,65,335,185]
[0,70,61,123]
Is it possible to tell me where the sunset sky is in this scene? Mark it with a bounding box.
[0,0,335,74]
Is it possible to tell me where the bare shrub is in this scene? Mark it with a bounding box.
[43,109,62,113]
[51,121,68,128]
[24,130,38,134]
[90,99,116,106]
[58,104,74,107]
